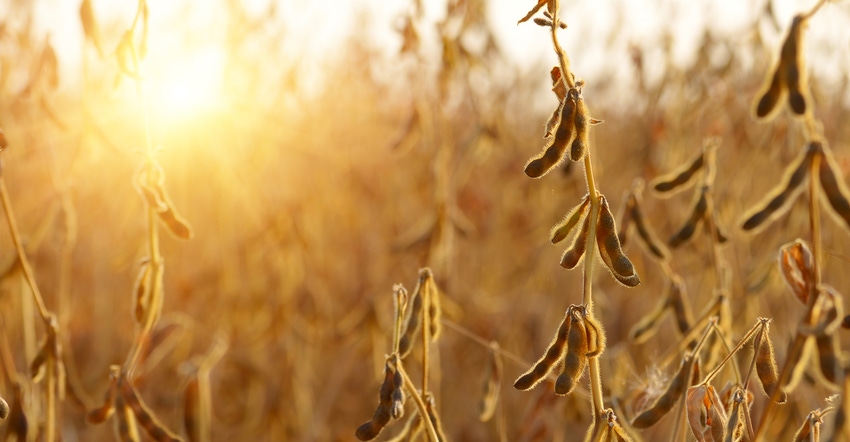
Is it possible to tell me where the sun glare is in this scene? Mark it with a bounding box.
[150,45,226,120]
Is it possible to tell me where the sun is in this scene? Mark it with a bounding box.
[149,45,227,120]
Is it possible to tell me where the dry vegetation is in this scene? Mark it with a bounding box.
[2,0,850,440]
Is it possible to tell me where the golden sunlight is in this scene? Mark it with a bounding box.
[149,45,226,120]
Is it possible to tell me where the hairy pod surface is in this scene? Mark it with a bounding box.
[555,309,588,395]
[525,91,577,178]
[754,324,787,403]
[551,195,590,244]
[561,211,591,269]
[570,92,589,162]
[514,310,572,391]
[355,363,396,441]
[596,196,640,287]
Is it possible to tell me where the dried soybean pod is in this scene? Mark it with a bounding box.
[158,206,193,239]
[814,333,840,388]
[80,0,105,57]
[478,342,502,422]
[113,393,141,442]
[525,91,578,178]
[423,269,441,341]
[754,67,785,119]
[629,296,668,344]
[514,310,572,391]
[596,196,640,287]
[570,92,589,162]
[561,210,591,269]
[754,322,787,403]
[669,189,707,247]
[631,195,668,260]
[791,412,817,442]
[817,144,850,230]
[669,276,693,336]
[398,275,425,358]
[685,384,728,442]
[551,195,590,244]
[652,151,704,196]
[183,376,201,442]
[555,309,588,395]
[355,362,396,440]
[782,15,807,115]
[632,356,693,428]
[390,362,405,420]
[583,314,606,357]
[88,367,120,424]
[724,389,746,442]
[425,395,448,442]
[741,146,813,231]
[517,0,549,25]
[119,378,184,442]
[133,259,151,323]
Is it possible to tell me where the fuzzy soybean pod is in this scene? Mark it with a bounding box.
[652,151,704,196]
[555,309,588,395]
[754,324,787,403]
[561,210,591,269]
[755,64,785,119]
[514,309,572,391]
[398,275,425,358]
[569,92,590,162]
[630,195,668,260]
[524,91,578,178]
[815,333,840,388]
[632,355,693,428]
[596,196,640,287]
[741,146,813,231]
[119,378,183,442]
[355,363,396,441]
[551,195,590,244]
[782,15,806,115]
[669,277,693,336]
[669,189,707,247]
[724,389,747,442]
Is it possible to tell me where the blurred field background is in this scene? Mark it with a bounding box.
[2,0,850,440]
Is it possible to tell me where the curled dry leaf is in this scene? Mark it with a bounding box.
[777,239,814,305]
[686,384,728,442]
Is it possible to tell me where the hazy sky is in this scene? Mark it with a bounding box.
[11,0,850,98]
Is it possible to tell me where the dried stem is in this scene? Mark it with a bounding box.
[397,363,440,442]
